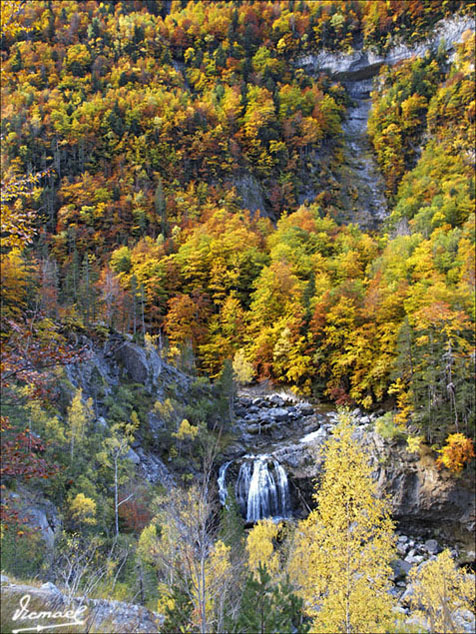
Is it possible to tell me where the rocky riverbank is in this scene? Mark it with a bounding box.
[390,532,475,632]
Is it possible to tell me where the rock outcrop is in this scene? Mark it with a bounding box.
[0,580,161,633]
[63,333,194,487]
[297,15,475,80]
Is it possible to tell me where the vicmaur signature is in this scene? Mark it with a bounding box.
[11,593,88,633]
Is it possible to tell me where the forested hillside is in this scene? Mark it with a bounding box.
[1,2,475,633]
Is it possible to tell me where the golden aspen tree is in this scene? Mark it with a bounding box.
[97,417,138,538]
[67,388,93,463]
[69,493,97,527]
[246,519,282,579]
[408,549,475,634]
[232,348,254,385]
[139,486,233,633]
[289,411,396,633]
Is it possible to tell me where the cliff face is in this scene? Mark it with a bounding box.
[64,338,476,536]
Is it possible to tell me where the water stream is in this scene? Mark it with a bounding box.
[340,77,388,226]
[219,455,291,523]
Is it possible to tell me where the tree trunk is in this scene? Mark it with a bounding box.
[114,452,119,538]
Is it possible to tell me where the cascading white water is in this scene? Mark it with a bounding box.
[235,460,252,516]
[218,461,232,506]
[218,455,291,523]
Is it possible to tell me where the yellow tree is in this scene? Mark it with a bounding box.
[407,549,475,634]
[289,411,396,633]
[232,348,254,386]
[246,518,282,580]
[67,388,93,463]
[68,493,97,527]
[97,416,138,538]
[139,485,233,633]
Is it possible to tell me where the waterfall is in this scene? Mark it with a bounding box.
[235,460,252,516]
[217,461,232,506]
[218,455,291,523]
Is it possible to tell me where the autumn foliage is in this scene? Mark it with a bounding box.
[436,433,475,473]
[0,2,474,458]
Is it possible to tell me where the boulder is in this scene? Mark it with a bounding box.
[126,448,140,465]
[95,416,108,431]
[453,609,476,634]
[356,429,476,533]
[297,403,314,416]
[423,539,439,555]
[41,582,62,595]
[391,559,413,580]
[1,582,161,633]
[269,407,289,421]
[400,583,415,605]
[25,508,55,550]
[134,447,175,487]
[115,342,149,383]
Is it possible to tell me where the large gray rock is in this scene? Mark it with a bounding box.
[126,448,140,465]
[297,403,314,416]
[134,447,175,487]
[424,539,439,555]
[41,581,62,595]
[65,344,117,400]
[113,340,164,390]
[233,171,268,217]
[24,506,58,550]
[268,407,289,421]
[391,559,413,580]
[355,429,476,533]
[115,342,149,383]
[453,610,476,634]
[268,394,285,408]
[400,583,415,605]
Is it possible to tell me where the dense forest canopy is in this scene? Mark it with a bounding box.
[2,0,474,443]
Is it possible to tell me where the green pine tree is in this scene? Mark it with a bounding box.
[229,563,309,634]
